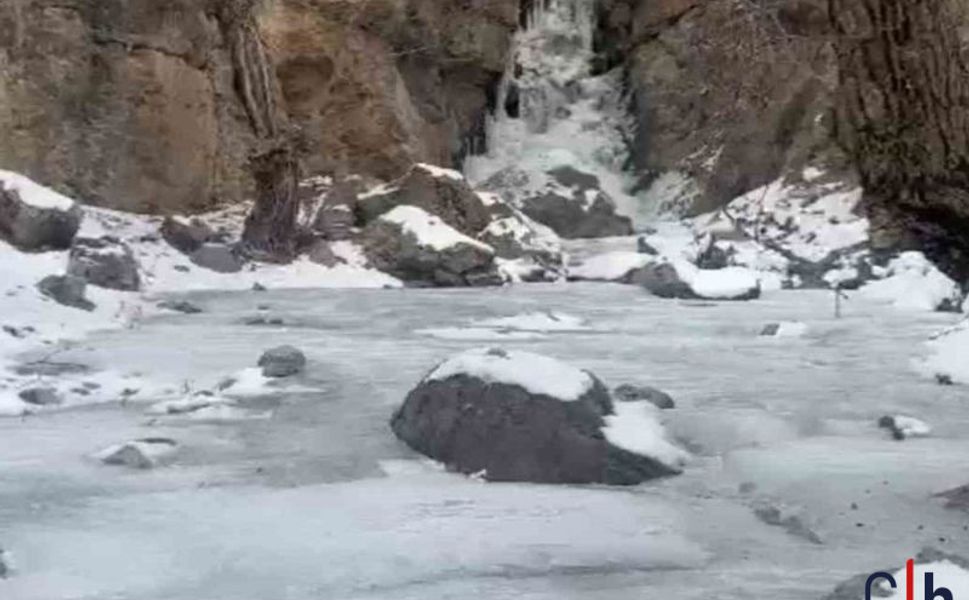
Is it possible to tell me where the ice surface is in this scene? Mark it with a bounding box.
[380,205,494,253]
[2,280,969,600]
[474,311,590,332]
[426,347,594,401]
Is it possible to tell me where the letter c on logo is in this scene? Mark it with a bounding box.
[867,572,898,600]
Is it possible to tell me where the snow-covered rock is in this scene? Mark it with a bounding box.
[95,438,178,469]
[476,194,564,281]
[878,414,932,440]
[479,165,632,239]
[391,348,684,485]
[859,251,963,312]
[357,163,491,237]
[362,205,501,287]
[631,260,761,301]
[759,321,809,338]
[0,170,82,251]
[67,236,141,291]
[567,251,653,282]
[922,319,969,384]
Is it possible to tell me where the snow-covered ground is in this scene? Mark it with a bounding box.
[2,283,968,599]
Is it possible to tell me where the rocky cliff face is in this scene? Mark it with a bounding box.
[0,0,516,213]
[599,0,850,215]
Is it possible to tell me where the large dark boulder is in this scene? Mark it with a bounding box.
[258,345,306,378]
[0,173,82,251]
[190,243,244,274]
[160,216,215,254]
[37,275,95,311]
[67,236,141,291]
[391,349,681,485]
[361,206,501,287]
[356,164,492,237]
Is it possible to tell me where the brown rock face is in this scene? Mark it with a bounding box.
[602,0,847,215]
[0,0,517,214]
[830,0,969,284]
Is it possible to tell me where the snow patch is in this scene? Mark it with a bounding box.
[568,251,652,281]
[0,170,76,211]
[602,402,689,469]
[859,252,962,312]
[426,348,595,401]
[380,206,493,254]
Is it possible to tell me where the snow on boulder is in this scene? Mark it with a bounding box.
[759,321,808,338]
[67,236,141,291]
[362,205,501,287]
[630,260,761,300]
[0,170,82,251]
[476,196,564,282]
[859,251,963,312]
[356,163,491,237]
[390,347,684,485]
[480,165,632,239]
[567,251,653,282]
[922,319,969,384]
[878,415,932,441]
[95,438,178,469]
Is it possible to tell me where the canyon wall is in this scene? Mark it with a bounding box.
[0,0,517,213]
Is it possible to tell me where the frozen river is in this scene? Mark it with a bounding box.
[1,283,967,600]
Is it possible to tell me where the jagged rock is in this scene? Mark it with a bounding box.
[361,206,501,287]
[695,235,732,269]
[476,196,564,279]
[0,172,82,251]
[252,282,267,292]
[310,179,358,241]
[356,164,492,236]
[190,243,243,274]
[391,348,681,485]
[18,387,62,406]
[614,384,675,409]
[96,438,178,469]
[157,299,203,314]
[37,274,95,311]
[67,236,141,291]
[258,345,306,378]
[160,216,215,254]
